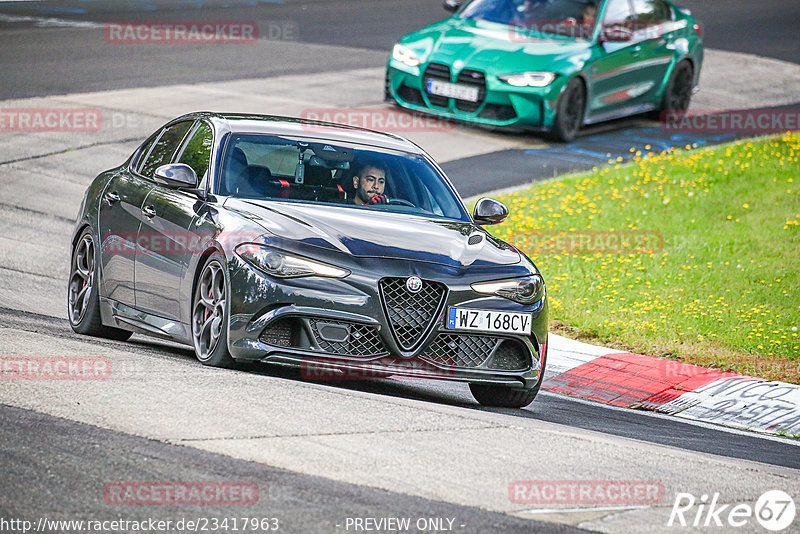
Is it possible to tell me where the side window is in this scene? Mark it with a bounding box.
[630,0,672,24]
[177,122,213,179]
[138,121,193,179]
[132,134,158,172]
[602,0,635,26]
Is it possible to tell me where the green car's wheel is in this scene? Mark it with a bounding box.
[549,77,586,143]
[660,60,694,118]
[68,229,133,341]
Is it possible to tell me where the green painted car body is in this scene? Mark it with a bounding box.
[386,0,703,140]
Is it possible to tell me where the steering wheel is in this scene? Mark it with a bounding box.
[388,198,415,208]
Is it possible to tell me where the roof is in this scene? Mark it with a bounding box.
[180,112,425,155]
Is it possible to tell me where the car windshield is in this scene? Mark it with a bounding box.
[218,134,469,221]
[460,0,598,40]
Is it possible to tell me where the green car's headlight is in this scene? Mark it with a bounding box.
[392,44,422,67]
[471,275,544,304]
[235,244,349,279]
[498,72,557,87]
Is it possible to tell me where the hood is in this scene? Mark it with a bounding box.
[225,198,521,268]
[405,18,591,73]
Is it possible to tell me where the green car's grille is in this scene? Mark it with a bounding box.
[423,62,451,107]
[455,69,486,112]
[421,62,488,113]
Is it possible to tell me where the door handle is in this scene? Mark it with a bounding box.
[632,45,642,56]
[142,205,156,218]
[105,191,121,204]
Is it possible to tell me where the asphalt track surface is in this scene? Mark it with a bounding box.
[0,0,798,100]
[1,1,800,533]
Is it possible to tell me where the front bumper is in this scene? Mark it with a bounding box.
[386,60,566,130]
[226,253,548,389]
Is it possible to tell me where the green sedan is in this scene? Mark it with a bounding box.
[386,0,703,141]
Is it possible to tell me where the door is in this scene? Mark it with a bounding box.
[626,0,676,102]
[134,121,214,321]
[97,171,153,306]
[588,0,649,115]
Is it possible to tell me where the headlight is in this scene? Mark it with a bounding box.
[498,72,557,87]
[392,44,421,67]
[471,275,544,304]
[235,244,349,279]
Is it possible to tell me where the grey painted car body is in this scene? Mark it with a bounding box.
[71,112,548,390]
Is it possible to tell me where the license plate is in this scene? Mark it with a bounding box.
[426,79,479,102]
[446,308,531,335]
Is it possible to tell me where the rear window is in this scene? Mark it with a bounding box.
[217,134,469,221]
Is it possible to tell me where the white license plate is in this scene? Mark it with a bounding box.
[426,79,479,102]
[446,308,531,335]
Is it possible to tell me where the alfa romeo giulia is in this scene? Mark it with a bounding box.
[68,112,548,408]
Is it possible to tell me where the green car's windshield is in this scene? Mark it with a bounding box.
[219,134,469,221]
[460,0,598,40]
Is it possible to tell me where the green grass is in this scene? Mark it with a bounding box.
[485,133,800,383]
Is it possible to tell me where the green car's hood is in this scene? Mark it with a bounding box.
[404,18,591,74]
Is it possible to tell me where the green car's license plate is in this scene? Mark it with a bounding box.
[447,307,531,335]
[426,79,479,102]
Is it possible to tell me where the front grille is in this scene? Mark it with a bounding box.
[379,277,447,351]
[423,62,451,108]
[397,84,425,106]
[454,69,486,112]
[478,103,517,121]
[421,335,530,370]
[309,318,386,357]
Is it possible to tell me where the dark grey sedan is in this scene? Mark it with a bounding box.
[68,112,548,407]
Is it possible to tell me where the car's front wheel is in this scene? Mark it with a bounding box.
[548,77,586,143]
[191,253,236,368]
[469,382,540,408]
[68,228,132,341]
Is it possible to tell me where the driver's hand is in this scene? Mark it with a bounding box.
[367,194,388,204]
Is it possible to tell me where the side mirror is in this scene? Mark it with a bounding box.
[473,197,509,225]
[154,163,198,189]
[443,0,462,13]
[599,25,633,42]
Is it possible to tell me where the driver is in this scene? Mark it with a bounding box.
[350,159,389,205]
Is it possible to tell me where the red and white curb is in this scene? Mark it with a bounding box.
[545,334,800,437]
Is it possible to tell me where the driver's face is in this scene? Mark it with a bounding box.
[353,166,386,204]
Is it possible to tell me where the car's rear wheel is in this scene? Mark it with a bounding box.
[469,382,540,408]
[548,77,586,143]
[68,229,133,341]
[657,60,694,119]
[192,253,236,368]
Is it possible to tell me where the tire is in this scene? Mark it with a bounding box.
[654,60,694,120]
[67,228,133,341]
[191,253,236,368]
[469,381,541,408]
[548,77,586,143]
